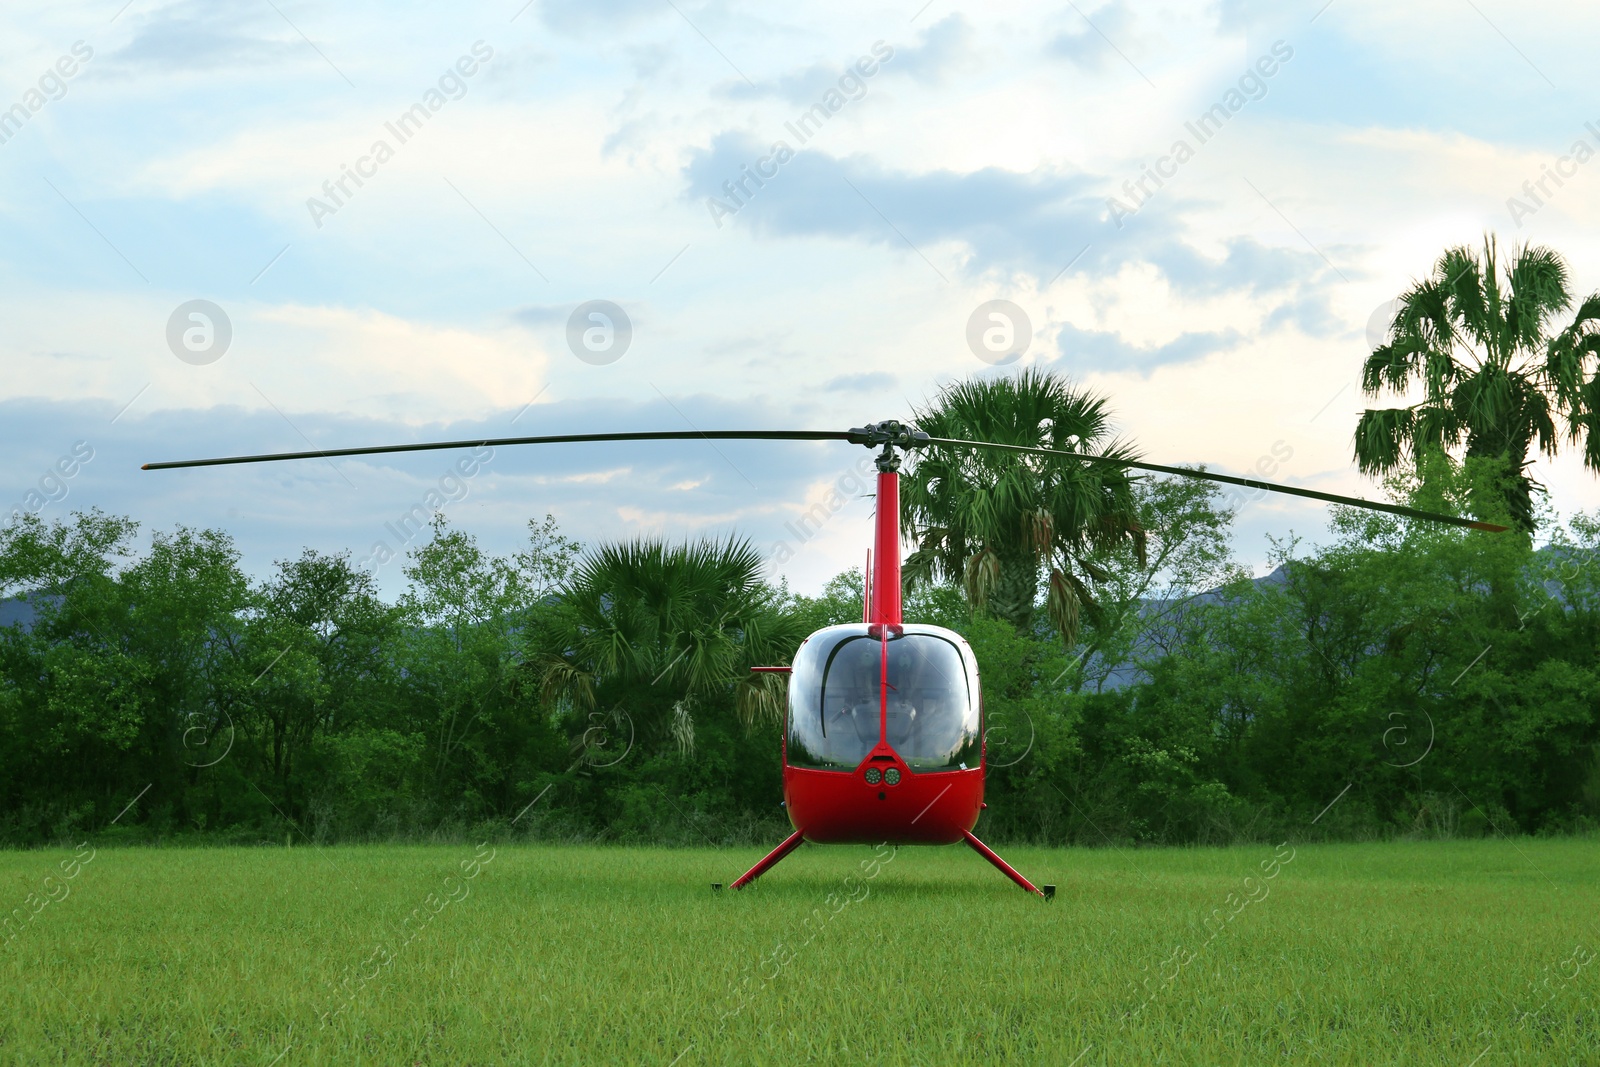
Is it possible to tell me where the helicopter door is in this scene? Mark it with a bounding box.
[786,628,881,771]
[883,631,982,771]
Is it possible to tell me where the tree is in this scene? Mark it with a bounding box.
[248,549,397,809]
[1067,472,1244,693]
[122,526,253,829]
[1355,236,1600,532]
[900,368,1146,643]
[0,510,145,836]
[0,513,258,835]
[398,515,577,798]
[536,537,806,739]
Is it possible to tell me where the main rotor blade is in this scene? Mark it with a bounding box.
[921,437,1510,533]
[142,429,861,471]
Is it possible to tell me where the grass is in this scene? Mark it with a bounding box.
[1,837,1597,1065]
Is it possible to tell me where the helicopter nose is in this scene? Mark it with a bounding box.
[861,750,906,798]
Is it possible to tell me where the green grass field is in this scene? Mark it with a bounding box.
[1,837,1597,1065]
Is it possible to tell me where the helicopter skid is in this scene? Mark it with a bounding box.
[728,828,806,890]
[962,829,1048,897]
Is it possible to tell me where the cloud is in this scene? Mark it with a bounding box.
[12,0,1598,595]
[891,15,972,83]
[720,15,970,104]
[110,0,302,71]
[538,0,663,35]
[243,305,549,423]
[720,59,852,106]
[0,300,553,428]
[1213,0,1324,39]
[1263,292,1343,337]
[681,132,1330,307]
[683,131,1105,274]
[824,372,896,391]
[1148,237,1332,298]
[513,304,572,328]
[1046,322,1245,374]
[1047,1,1142,72]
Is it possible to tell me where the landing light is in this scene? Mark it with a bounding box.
[864,767,882,785]
[884,768,902,786]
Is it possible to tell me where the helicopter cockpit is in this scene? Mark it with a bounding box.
[785,623,983,772]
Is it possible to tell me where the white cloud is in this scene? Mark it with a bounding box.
[0,290,550,424]
[2,0,1600,593]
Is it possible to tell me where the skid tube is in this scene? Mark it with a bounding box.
[963,830,1054,900]
[726,828,806,890]
[721,828,1054,900]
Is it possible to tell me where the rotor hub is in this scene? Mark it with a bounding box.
[848,420,930,472]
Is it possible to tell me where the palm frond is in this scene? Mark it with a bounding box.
[901,368,1144,635]
[1045,567,1079,646]
[963,546,1000,609]
[1505,242,1571,351]
[1354,407,1416,474]
[536,533,807,734]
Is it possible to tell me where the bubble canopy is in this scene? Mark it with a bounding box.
[785,624,983,772]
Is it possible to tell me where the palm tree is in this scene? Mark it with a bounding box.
[535,537,806,739]
[901,369,1146,643]
[1355,236,1600,533]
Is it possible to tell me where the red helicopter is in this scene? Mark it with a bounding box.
[145,418,1504,897]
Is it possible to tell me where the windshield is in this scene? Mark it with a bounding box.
[786,625,982,772]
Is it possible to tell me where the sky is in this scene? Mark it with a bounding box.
[3,0,1600,597]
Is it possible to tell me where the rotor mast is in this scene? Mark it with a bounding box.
[852,421,927,628]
